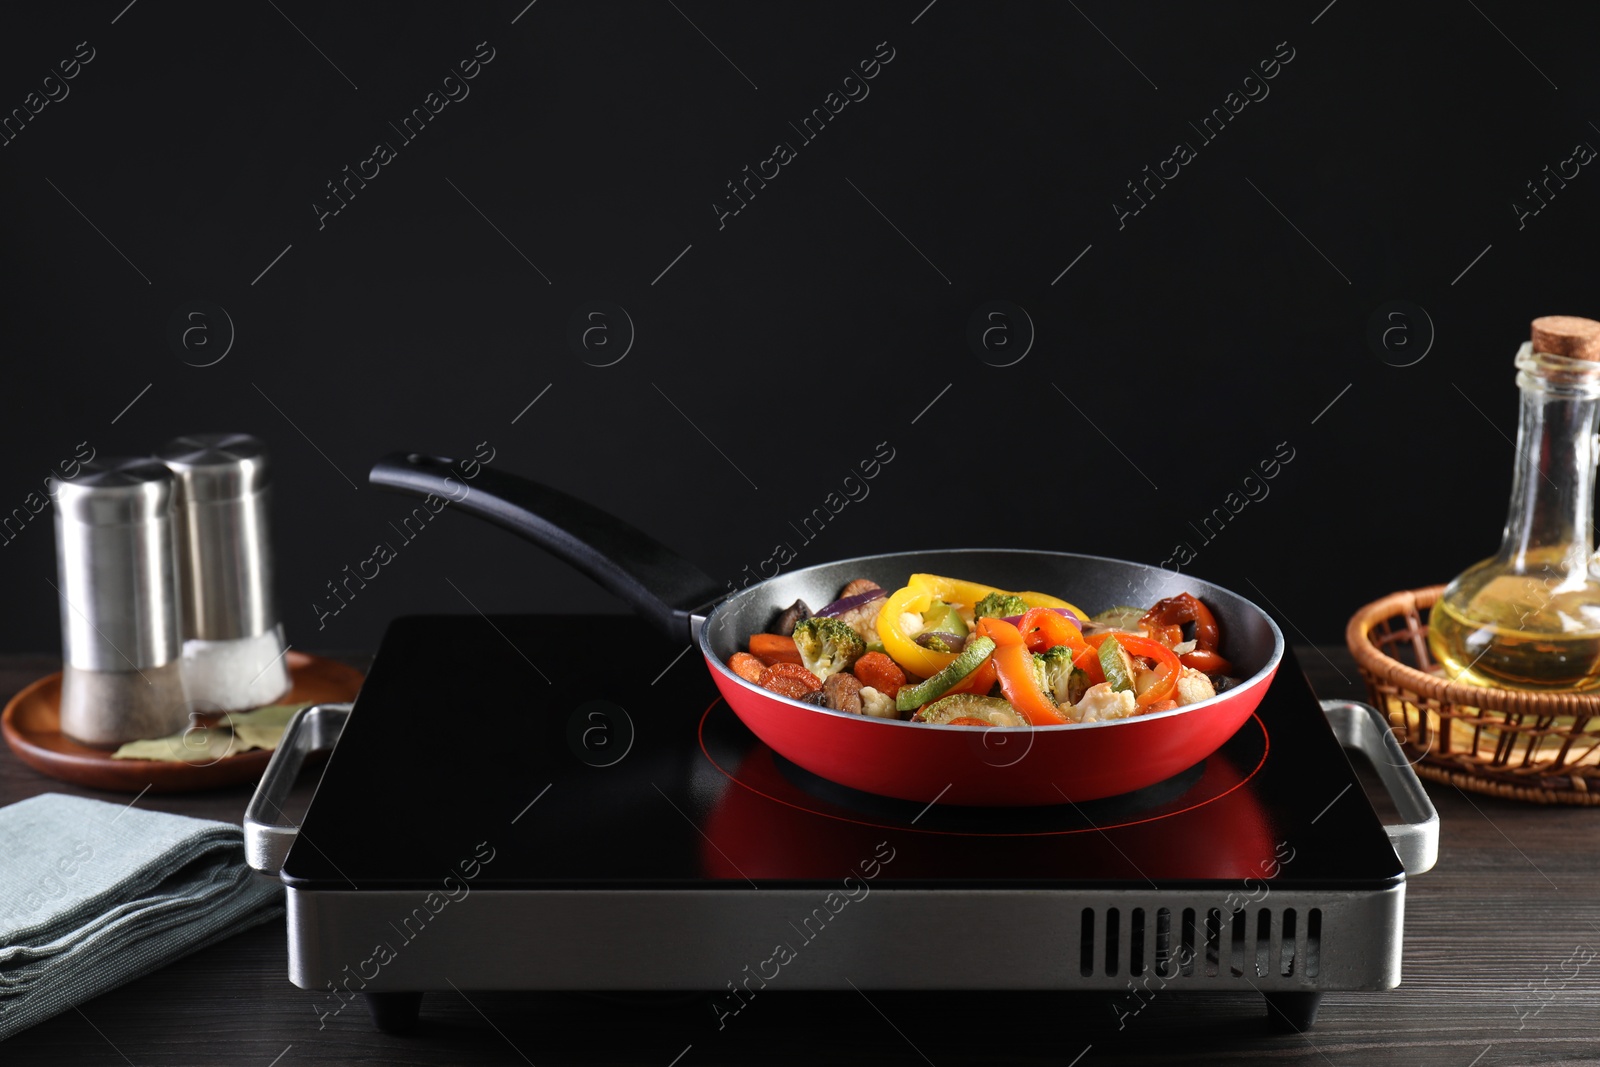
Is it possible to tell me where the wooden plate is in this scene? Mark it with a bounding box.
[1,652,364,793]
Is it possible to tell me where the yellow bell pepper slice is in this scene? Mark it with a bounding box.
[875,574,1088,678]
[876,581,953,679]
[908,574,1086,620]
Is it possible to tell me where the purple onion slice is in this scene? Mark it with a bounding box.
[817,589,887,618]
[915,631,967,653]
[999,607,1085,627]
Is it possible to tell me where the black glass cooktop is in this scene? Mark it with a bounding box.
[283,615,1404,891]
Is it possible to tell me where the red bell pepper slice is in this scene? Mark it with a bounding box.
[1141,593,1233,673]
[994,641,1069,725]
[948,657,999,695]
[1111,632,1183,708]
[975,616,1024,646]
[974,618,1067,724]
[1073,645,1106,685]
[1178,648,1232,674]
[1016,607,1089,654]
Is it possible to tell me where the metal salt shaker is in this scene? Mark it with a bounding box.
[157,433,292,712]
[53,457,190,747]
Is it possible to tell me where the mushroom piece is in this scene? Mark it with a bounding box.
[822,672,864,715]
[1211,674,1243,695]
[771,599,812,636]
[840,578,883,599]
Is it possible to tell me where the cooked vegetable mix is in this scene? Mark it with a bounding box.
[730,573,1235,727]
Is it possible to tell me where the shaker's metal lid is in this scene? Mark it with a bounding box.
[51,457,175,526]
[156,433,271,503]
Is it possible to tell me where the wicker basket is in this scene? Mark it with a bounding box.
[1347,585,1600,804]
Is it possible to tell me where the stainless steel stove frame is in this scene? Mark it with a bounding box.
[247,700,1437,1034]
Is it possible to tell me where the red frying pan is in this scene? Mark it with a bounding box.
[370,453,1284,806]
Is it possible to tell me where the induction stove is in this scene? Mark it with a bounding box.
[245,614,1437,1035]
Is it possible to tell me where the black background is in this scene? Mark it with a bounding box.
[3,0,1598,655]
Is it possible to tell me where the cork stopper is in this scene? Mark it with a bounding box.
[1531,316,1600,361]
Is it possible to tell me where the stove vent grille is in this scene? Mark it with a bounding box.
[1079,905,1321,981]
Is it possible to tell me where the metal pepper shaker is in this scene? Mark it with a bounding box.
[157,433,292,712]
[53,457,190,747]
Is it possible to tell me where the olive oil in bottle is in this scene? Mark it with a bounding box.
[1428,316,1600,691]
[1428,557,1600,690]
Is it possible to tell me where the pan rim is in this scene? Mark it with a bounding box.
[694,547,1286,733]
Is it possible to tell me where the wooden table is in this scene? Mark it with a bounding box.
[2,649,1596,1066]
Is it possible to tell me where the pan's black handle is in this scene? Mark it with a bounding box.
[369,452,723,642]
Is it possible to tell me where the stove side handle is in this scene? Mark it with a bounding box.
[370,452,724,643]
[244,703,352,876]
[1322,699,1440,875]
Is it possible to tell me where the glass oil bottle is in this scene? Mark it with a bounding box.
[1429,316,1600,691]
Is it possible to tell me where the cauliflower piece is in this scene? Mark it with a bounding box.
[859,686,898,719]
[1072,682,1138,723]
[899,612,925,637]
[1175,667,1217,706]
[1172,639,1197,656]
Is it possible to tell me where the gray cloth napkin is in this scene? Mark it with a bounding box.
[0,792,283,1041]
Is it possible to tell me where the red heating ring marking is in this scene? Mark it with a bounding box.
[696,700,1270,838]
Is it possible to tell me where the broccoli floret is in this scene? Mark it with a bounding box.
[1033,645,1086,705]
[974,592,1029,620]
[791,616,866,680]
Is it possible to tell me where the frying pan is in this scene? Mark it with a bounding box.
[370,453,1284,806]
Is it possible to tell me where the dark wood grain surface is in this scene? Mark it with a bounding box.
[2,649,1596,1067]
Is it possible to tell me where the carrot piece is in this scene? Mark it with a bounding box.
[728,652,767,684]
[852,652,906,698]
[759,674,815,700]
[1144,698,1179,714]
[749,633,803,666]
[945,716,993,727]
[758,662,823,700]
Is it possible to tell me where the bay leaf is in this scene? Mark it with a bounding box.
[112,727,240,763]
[222,702,313,751]
[110,702,314,762]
